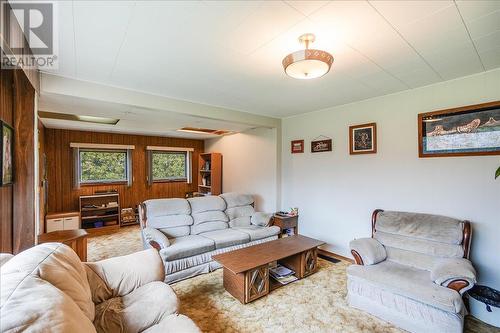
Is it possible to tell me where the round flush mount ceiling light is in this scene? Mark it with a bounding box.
[282,33,333,79]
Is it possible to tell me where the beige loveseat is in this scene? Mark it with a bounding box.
[139,193,281,283]
[348,210,476,333]
[0,243,200,333]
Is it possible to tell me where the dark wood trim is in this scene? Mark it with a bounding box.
[463,221,471,259]
[418,100,500,158]
[350,250,364,265]
[318,248,355,264]
[149,240,161,251]
[152,178,188,184]
[447,279,469,293]
[349,122,377,155]
[371,209,383,237]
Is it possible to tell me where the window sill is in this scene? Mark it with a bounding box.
[152,179,188,184]
[79,181,129,187]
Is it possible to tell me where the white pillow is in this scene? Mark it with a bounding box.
[250,212,273,227]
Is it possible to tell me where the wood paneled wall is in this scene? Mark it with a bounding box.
[45,129,205,213]
[12,70,36,253]
[0,69,14,252]
[0,68,37,253]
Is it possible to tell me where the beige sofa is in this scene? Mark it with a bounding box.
[139,193,281,283]
[0,243,200,333]
[347,210,476,333]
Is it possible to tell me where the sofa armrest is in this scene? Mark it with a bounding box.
[143,227,170,250]
[431,258,476,294]
[84,249,165,301]
[349,238,387,265]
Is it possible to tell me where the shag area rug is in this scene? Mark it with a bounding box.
[87,226,498,333]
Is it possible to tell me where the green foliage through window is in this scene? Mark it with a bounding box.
[80,150,127,183]
[151,152,186,180]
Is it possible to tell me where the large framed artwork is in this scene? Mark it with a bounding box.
[418,101,500,157]
[0,120,14,186]
[349,123,377,155]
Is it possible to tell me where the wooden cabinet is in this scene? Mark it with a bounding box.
[38,229,88,261]
[198,153,222,195]
[45,212,80,233]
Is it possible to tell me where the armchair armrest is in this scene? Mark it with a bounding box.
[349,238,387,265]
[84,249,164,303]
[431,258,476,294]
[143,227,170,250]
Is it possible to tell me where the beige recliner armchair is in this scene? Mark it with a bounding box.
[0,243,200,333]
[347,209,476,333]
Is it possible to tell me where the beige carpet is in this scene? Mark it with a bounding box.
[88,226,499,333]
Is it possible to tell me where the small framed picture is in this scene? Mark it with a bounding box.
[1,120,14,186]
[291,140,304,154]
[349,123,377,155]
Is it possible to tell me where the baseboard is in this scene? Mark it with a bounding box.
[318,248,354,264]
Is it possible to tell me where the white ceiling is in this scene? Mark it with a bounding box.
[41,0,500,119]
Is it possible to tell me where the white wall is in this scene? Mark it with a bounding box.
[205,127,278,212]
[282,69,500,289]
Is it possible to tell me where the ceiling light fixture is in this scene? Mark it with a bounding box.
[177,127,232,136]
[282,33,333,79]
[38,111,119,125]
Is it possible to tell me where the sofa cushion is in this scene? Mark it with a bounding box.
[143,314,201,333]
[220,193,254,208]
[376,211,464,245]
[0,272,96,333]
[188,196,226,213]
[145,199,193,237]
[347,261,464,313]
[145,198,191,217]
[159,226,191,238]
[160,235,215,261]
[375,231,464,258]
[93,281,178,333]
[199,229,250,249]
[148,215,194,229]
[234,226,280,241]
[190,210,229,234]
[2,243,95,322]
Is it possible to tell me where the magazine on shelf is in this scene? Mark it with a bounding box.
[269,264,298,285]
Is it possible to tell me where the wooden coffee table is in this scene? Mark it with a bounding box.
[212,235,324,304]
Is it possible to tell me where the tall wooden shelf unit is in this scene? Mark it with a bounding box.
[79,193,121,235]
[198,153,222,195]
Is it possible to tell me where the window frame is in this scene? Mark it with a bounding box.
[76,148,131,186]
[148,150,189,183]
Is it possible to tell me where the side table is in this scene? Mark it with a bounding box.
[272,214,298,238]
[38,229,88,261]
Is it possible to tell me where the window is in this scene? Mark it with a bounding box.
[71,143,135,187]
[146,146,193,184]
[79,150,128,184]
[150,151,187,181]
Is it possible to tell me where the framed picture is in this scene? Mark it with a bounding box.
[291,140,304,154]
[418,101,500,157]
[311,139,332,153]
[1,120,14,186]
[349,123,377,154]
